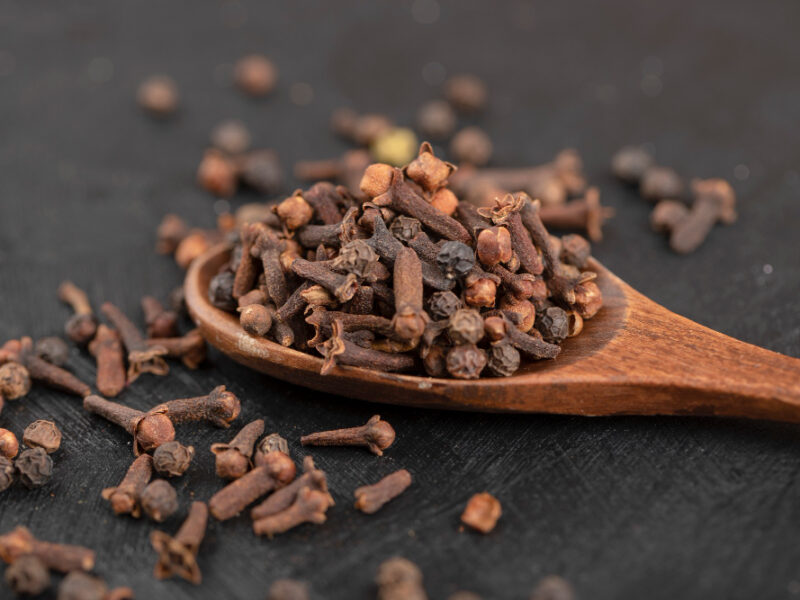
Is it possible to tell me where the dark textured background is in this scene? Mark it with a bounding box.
[1,1,799,599]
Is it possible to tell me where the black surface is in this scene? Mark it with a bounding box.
[1,1,799,599]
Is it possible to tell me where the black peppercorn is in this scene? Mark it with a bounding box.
[34,337,70,367]
[449,127,493,167]
[536,306,569,344]
[417,100,457,140]
[140,480,179,522]
[0,362,31,400]
[446,344,487,379]
[331,240,380,279]
[5,555,51,596]
[390,216,423,243]
[448,309,485,345]
[436,241,475,279]
[152,441,194,477]
[211,120,251,156]
[444,74,488,114]
[15,447,53,488]
[428,291,461,319]
[208,271,237,312]
[487,342,520,377]
[0,456,14,492]
[559,234,591,269]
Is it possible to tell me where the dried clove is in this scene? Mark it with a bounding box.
[391,247,428,341]
[208,443,296,521]
[145,329,207,370]
[301,414,395,456]
[58,571,129,600]
[252,485,332,537]
[530,575,575,600]
[150,385,240,428]
[417,100,456,140]
[83,395,175,455]
[152,441,194,478]
[251,456,332,521]
[611,145,654,184]
[156,214,189,255]
[445,74,488,114]
[58,281,98,345]
[211,418,265,480]
[234,54,277,97]
[669,178,736,254]
[140,480,179,522]
[318,319,415,375]
[461,492,502,533]
[22,420,61,454]
[137,75,178,117]
[141,296,179,339]
[211,119,250,155]
[0,527,95,572]
[102,454,153,517]
[354,469,412,514]
[640,165,684,201]
[101,302,168,383]
[450,127,493,167]
[89,325,126,398]
[151,501,208,584]
[538,187,614,242]
[267,579,310,600]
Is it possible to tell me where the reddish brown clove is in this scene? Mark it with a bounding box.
[0,526,95,572]
[479,194,543,276]
[101,454,154,517]
[354,469,412,514]
[151,501,209,585]
[252,486,331,537]
[156,214,189,255]
[141,296,179,339]
[301,414,395,456]
[250,456,332,521]
[318,319,415,375]
[669,178,737,254]
[211,418,265,480]
[58,281,98,345]
[2,337,91,397]
[101,302,168,383]
[538,187,614,242]
[461,492,502,533]
[89,325,126,398]
[145,329,207,370]
[209,444,296,521]
[83,395,175,455]
[150,385,240,428]
[0,429,19,459]
[391,247,428,341]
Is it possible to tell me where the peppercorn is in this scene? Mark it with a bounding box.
[448,309,485,345]
[275,193,314,230]
[445,74,488,113]
[239,150,284,195]
[536,306,569,344]
[375,557,427,600]
[436,241,475,279]
[22,420,61,454]
[208,270,237,312]
[330,107,358,138]
[417,99,457,140]
[360,163,395,198]
[0,457,14,492]
[640,165,684,201]
[390,216,423,243]
[464,278,497,308]
[211,119,251,155]
[331,240,380,279]
[353,114,393,146]
[450,127,493,166]
[152,441,194,477]
[487,342,520,377]
[140,480,179,522]
[15,448,53,488]
[446,344,487,379]
[34,337,70,367]
[58,571,110,600]
[428,291,461,319]
[430,187,459,216]
[0,363,31,400]
[239,304,272,337]
[0,429,18,459]
[499,296,536,332]
[234,54,277,97]
[5,555,51,596]
[137,75,178,117]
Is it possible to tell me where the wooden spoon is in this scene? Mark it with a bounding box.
[185,245,800,421]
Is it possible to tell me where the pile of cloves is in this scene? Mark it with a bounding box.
[206,142,603,380]
[0,420,61,492]
[611,145,737,253]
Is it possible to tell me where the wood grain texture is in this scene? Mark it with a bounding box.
[1,2,800,600]
[187,245,800,420]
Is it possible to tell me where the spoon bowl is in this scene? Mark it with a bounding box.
[185,245,800,420]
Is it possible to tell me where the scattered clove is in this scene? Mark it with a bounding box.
[354,469,412,514]
[83,395,175,455]
[101,302,169,383]
[151,501,208,584]
[252,486,331,538]
[58,281,98,345]
[0,362,31,401]
[267,579,310,600]
[34,336,70,367]
[138,75,178,117]
[250,456,332,521]
[0,527,95,572]
[145,329,207,370]
[211,418,264,480]
[101,454,153,517]
[141,296,179,339]
[376,557,427,600]
[529,575,575,600]
[301,415,395,456]
[234,54,277,97]
[461,492,502,533]
[5,554,51,596]
[150,385,240,428]
[89,325,126,397]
